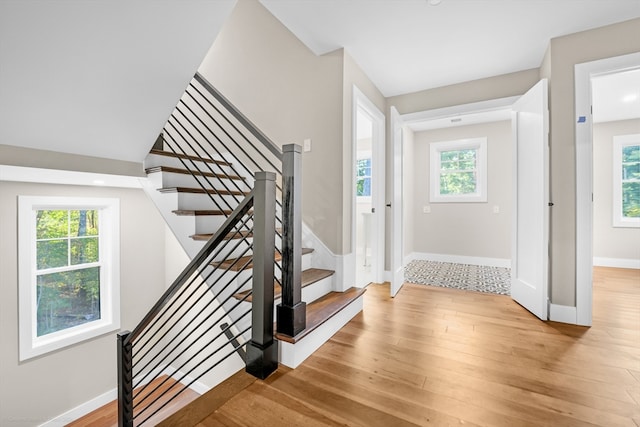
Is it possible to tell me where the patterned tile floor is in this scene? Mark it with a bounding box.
[404,260,511,296]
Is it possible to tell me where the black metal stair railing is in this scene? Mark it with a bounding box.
[117,173,278,427]
[156,72,306,336]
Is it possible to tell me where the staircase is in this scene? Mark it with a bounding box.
[115,73,365,426]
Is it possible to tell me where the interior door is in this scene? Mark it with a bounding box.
[511,78,549,320]
[390,107,404,297]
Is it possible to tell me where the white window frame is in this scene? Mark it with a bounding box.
[356,151,373,201]
[18,196,120,360]
[430,137,487,203]
[613,134,640,228]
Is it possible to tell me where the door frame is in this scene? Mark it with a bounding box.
[352,85,385,285]
[390,106,404,296]
[574,51,640,326]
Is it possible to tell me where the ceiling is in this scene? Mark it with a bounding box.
[0,0,236,163]
[260,0,640,98]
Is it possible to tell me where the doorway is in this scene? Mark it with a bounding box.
[396,81,549,320]
[353,86,384,288]
[575,52,640,326]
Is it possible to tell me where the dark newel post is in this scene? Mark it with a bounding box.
[117,331,133,427]
[246,171,278,379]
[277,144,306,337]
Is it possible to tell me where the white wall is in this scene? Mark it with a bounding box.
[409,120,512,261]
[593,119,640,263]
[0,182,167,426]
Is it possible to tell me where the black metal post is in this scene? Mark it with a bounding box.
[277,144,306,337]
[246,171,278,379]
[117,331,133,427]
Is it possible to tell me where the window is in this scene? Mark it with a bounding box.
[613,134,640,228]
[430,137,487,203]
[18,196,120,360]
[356,157,372,197]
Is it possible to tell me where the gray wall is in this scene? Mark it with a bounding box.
[198,0,345,254]
[410,121,512,260]
[0,182,167,426]
[593,119,640,261]
[546,17,640,305]
[198,0,384,256]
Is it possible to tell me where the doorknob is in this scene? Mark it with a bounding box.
[371,208,375,213]
[386,203,391,207]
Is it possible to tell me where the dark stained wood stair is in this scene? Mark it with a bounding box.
[173,209,233,216]
[212,247,314,271]
[159,187,249,196]
[145,165,244,181]
[149,148,232,166]
[275,287,366,344]
[190,227,281,241]
[233,268,334,302]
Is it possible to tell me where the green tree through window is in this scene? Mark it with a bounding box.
[439,148,478,195]
[35,209,100,336]
[621,144,640,218]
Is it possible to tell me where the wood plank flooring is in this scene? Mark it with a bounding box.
[191,267,640,427]
[66,376,199,427]
[70,267,639,426]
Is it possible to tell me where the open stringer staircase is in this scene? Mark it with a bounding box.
[140,73,364,379]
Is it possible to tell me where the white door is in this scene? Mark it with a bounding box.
[510,79,549,320]
[390,107,404,297]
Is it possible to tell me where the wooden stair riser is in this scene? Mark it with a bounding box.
[145,152,236,177]
[147,169,251,193]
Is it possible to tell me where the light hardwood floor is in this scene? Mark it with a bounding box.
[74,267,640,426]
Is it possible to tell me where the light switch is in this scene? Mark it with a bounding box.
[303,138,312,152]
[493,205,500,214]
[423,206,431,214]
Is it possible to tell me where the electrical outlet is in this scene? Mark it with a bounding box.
[423,206,431,214]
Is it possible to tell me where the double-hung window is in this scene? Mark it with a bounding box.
[613,134,640,227]
[356,156,372,198]
[430,137,487,203]
[18,196,120,360]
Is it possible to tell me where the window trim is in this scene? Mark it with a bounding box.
[612,134,640,228]
[430,137,487,203]
[18,196,120,360]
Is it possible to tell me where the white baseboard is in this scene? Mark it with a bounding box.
[408,252,511,268]
[39,389,117,427]
[593,257,640,269]
[549,303,578,324]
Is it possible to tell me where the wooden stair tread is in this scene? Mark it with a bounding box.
[159,187,249,196]
[275,287,366,344]
[191,227,282,241]
[157,369,256,427]
[173,209,233,216]
[233,268,335,302]
[145,165,244,181]
[212,248,314,271]
[149,149,231,166]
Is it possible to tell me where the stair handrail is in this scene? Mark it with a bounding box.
[117,172,279,426]
[193,72,283,162]
[162,73,306,339]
